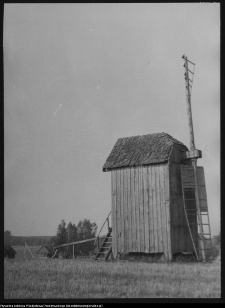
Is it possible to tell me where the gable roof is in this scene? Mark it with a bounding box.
[36,246,53,254]
[103,132,188,171]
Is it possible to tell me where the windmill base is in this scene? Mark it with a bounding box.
[117,252,165,262]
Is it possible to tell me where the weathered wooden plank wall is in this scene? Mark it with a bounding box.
[168,145,196,254]
[111,164,172,260]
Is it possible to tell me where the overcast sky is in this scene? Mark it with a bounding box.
[4,3,220,237]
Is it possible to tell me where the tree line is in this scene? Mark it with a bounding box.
[4,231,53,246]
[5,225,221,260]
[4,218,98,257]
[52,219,98,257]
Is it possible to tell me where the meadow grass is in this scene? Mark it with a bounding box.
[4,251,221,299]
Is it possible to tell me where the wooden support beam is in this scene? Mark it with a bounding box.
[53,235,106,250]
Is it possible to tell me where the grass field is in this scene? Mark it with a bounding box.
[4,246,221,299]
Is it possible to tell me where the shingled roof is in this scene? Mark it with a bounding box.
[103,132,188,171]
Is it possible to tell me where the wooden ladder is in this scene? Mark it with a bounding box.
[181,165,213,261]
[94,228,112,261]
[198,209,213,258]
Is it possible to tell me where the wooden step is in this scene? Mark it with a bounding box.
[94,227,112,261]
[95,245,112,261]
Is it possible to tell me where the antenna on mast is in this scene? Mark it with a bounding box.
[182,55,206,262]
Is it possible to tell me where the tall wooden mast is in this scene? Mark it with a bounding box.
[182,55,206,262]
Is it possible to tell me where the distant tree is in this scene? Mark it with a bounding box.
[67,222,77,242]
[52,219,98,258]
[4,230,12,245]
[65,222,78,257]
[77,219,97,240]
[52,220,67,258]
[54,220,67,247]
[77,219,97,255]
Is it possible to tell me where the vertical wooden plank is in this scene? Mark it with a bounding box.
[127,168,130,253]
[116,169,121,254]
[168,163,173,255]
[127,167,132,252]
[130,167,134,252]
[170,163,176,254]
[175,164,180,252]
[168,147,175,258]
[176,164,179,253]
[159,165,167,260]
[179,166,185,253]
[123,169,126,253]
[148,166,154,253]
[131,167,137,252]
[156,165,163,252]
[126,168,129,253]
[120,168,123,254]
[120,168,124,253]
[165,164,172,260]
[139,166,144,252]
[178,164,184,253]
[163,164,169,260]
[113,170,118,258]
[111,171,116,258]
[123,168,128,253]
[153,165,158,253]
[173,164,178,253]
[135,167,140,252]
[179,165,184,253]
[143,166,149,253]
[175,165,179,253]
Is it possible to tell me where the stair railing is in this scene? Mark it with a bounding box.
[94,211,111,249]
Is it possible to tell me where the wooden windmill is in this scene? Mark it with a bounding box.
[94,57,212,262]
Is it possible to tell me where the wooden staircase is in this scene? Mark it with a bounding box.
[94,227,112,261]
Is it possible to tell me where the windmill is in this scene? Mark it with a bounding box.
[93,56,213,263]
[181,55,212,262]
